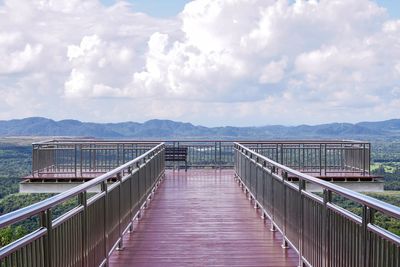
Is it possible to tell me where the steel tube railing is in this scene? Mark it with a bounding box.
[0,143,165,267]
[234,142,400,267]
[30,140,371,178]
[31,142,161,178]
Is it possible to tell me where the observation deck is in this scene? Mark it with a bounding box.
[21,140,383,193]
[0,140,398,267]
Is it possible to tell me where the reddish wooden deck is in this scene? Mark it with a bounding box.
[109,169,298,267]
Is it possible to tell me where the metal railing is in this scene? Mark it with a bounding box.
[165,141,234,168]
[32,141,161,178]
[31,140,371,178]
[0,143,165,267]
[234,143,400,267]
[243,141,370,177]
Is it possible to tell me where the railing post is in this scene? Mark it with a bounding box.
[117,144,120,167]
[319,144,322,176]
[32,145,36,177]
[362,206,375,267]
[368,143,371,175]
[74,144,77,178]
[324,144,327,176]
[176,141,179,170]
[136,161,143,220]
[299,179,306,267]
[219,141,222,168]
[93,144,96,171]
[128,166,134,232]
[254,156,259,207]
[101,181,109,265]
[80,144,83,177]
[363,143,366,176]
[323,189,332,267]
[40,209,52,267]
[270,166,276,232]
[282,171,289,249]
[122,144,126,167]
[79,191,88,267]
[116,172,124,251]
[214,142,217,167]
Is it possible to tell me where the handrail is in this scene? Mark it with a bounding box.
[235,142,400,219]
[33,139,370,145]
[33,140,162,145]
[0,142,165,228]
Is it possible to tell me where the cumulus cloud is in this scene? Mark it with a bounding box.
[259,57,287,84]
[0,0,399,126]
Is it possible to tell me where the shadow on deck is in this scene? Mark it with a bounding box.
[109,169,298,267]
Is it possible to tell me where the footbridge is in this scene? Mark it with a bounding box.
[0,140,398,266]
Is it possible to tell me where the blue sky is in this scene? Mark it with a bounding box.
[99,0,399,18]
[376,0,400,18]
[100,0,192,17]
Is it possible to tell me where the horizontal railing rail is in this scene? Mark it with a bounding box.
[33,139,369,144]
[0,142,165,267]
[234,142,399,267]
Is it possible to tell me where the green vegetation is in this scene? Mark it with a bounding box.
[371,140,400,162]
[0,193,79,246]
[370,141,400,190]
[0,143,33,245]
[0,226,27,246]
[0,140,84,247]
[370,162,400,190]
[370,163,399,173]
[0,144,31,177]
[331,192,400,236]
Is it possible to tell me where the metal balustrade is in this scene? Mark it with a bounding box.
[0,143,165,267]
[234,142,400,267]
[246,141,371,177]
[30,140,371,178]
[32,141,160,178]
[165,141,235,168]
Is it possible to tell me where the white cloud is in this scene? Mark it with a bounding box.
[383,20,400,33]
[67,35,101,60]
[64,69,90,97]
[259,57,287,84]
[395,63,400,76]
[0,43,43,74]
[0,0,399,126]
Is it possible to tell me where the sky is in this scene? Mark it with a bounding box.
[0,0,399,127]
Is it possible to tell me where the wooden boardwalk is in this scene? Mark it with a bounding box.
[109,169,298,267]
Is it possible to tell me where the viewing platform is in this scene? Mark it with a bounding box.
[0,140,398,267]
[21,140,383,193]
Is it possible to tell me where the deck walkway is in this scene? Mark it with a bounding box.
[109,169,298,267]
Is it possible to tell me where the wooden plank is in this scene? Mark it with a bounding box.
[109,169,298,267]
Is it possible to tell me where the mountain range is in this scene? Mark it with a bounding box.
[0,117,400,140]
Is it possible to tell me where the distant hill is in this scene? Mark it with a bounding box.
[0,117,399,140]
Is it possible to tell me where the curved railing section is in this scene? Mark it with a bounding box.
[234,142,400,267]
[0,143,165,267]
